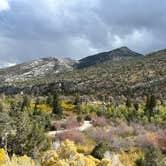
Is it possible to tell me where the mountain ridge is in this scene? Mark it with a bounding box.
[76,46,143,69]
[0,46,165,100]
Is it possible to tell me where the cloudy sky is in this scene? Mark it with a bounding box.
[0,0,166,67]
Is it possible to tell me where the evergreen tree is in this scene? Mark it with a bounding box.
[133,102,139,119]
[7,111,50,157]
[149,95,157,115]
[33,98,40,115]
[52,92,62,115]
[0,101,3,112]
[91,142,109,159]
[46,95,53,106]
[145,94,157,122]
[21,96,30,112]
[126,97,132,108]
[134,103,139,111]
[74,94,81,113]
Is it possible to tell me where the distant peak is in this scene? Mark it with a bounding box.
[114,46,131,51]
[119,46,130,49]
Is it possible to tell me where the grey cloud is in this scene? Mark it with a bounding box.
[0,0,166,67]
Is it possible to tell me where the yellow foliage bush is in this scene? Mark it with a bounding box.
[119,149,143,166]
[41,140,112,166]
[0,148,36,166]
[61,101,75,111]
[31,103,52,112]
[98,159,113,166]
[76,144,94,154]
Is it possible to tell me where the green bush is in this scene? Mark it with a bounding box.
[91,142,109,159]
[135,146,165,166]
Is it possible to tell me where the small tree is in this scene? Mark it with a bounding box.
[91,142,109,159]
[126,97,132,108]
[140,146,164,166]
[52,92,62,115]
[7,111,50,157]
[149,95,157,115]
[46,95,53,106]
[74,94,81,113]
[134,103,139,112]
[21,96,31,111]
[0,101,3,112]
[145,94,157,122]
[33,98,40,115]
[133,102,139,120]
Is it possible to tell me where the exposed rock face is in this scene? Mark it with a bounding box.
[0,47,142,85]
[0,57,76,84]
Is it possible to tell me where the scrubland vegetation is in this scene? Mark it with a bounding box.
[0,93,165,166]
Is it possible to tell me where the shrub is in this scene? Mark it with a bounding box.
[142,146,165,166]
[86,128,113,143]
[7,111,50,157]
[91,142,109,159]
[91,116,108,127]
[110,137,135,152]
[58,129,84,144]
[0,148,36,166]
[115,120,134,137]
[41,140,112,166]
[120,150,143,166]
[61,100,75,111]
[136,131,166,152]
[77,115,84,123]
[136,132,158,148]
[52,118,80,130]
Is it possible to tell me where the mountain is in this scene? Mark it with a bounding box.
[0,47,141,84]
[76,47,142,69]
[0,47,165,101]
[0,57,76,84]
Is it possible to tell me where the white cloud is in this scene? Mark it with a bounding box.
[0,0,10,11]
[108,29,156,53]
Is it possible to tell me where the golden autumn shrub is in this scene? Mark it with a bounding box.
[119,149,143,166]
[41,140,112,166]
[76,143,94,154]
[0,148,36,166]
[61,100,75,111]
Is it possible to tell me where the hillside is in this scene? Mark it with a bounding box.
[0,47,141,84]
[0,47,165,100]
[0,57,76,84]
[76,47,142,69]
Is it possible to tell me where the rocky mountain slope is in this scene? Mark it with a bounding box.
[0,57,76,84]
[0,47,142,84]
[0,47,165,100]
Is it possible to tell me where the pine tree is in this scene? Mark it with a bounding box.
[126,97,131,108]
[74,94,81,113]
[33,98,40,115]
[21,96,30,111]
[149,95,157,115]
[134,103,139,111]
[46,95,53,106]
[52,92,62,115]
[0,101,3,112]
[145,94,157,122]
